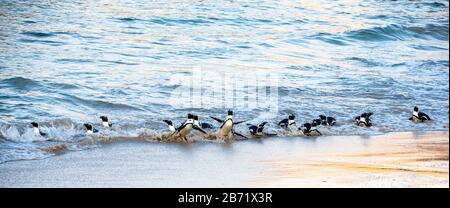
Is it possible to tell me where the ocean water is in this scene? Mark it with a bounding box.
[0,0,448,163]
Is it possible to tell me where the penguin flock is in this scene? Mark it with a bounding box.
[28,106,432,142]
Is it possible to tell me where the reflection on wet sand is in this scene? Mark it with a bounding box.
[258,131,449,187]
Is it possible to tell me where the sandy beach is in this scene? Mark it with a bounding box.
[0,131,448,188]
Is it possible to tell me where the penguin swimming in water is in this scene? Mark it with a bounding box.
[193,115,214,129]
[312,118,322,126]
[299,120,322,136]
[319,115,336,126]
[164,113,207,142]
[210,110,247,139]
[84,123,99,135]
[355,112,373,127]
[278,114,297,130]
[100,116,112,128]
[409,106,431,122]
[31,122,47,137]
[246,122,277,138]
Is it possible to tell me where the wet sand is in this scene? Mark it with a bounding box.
[0,131,448,187]
[257,131,449,187]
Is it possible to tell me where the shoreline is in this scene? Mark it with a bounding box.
[0,131,448,188]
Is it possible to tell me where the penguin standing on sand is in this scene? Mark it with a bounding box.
[355,112,373,127]
[84,123,99,135]
[278,114,297,131]
[247,122,277,138]
[100,116,112,128]
[31,122,47,137]
[319,115,336,126]
[409,106,431,122]
[210,110,247,139]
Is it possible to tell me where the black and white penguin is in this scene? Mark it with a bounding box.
[163,120,176,132]
[167,113,207,141]
[409,106,431,122]
[210,110,247,139]
[355,112,373,127]
[31,122,47,137]
[278,114,297,130]
[300,120,322,136]
[312,118,322,126]
[247,122,277,137]
[84,123,99,135]
[100,116,112,128]
[319,115,336,126]
[193,115,214,129]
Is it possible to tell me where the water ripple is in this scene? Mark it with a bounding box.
[0,0,448,163]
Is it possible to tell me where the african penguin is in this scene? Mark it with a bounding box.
[355,112,373,127]
[247,121,278,137]
[84,123,99,135]
[193,115,214,129]
[247,122,267,137]
[171,113,207,141]
[31,122,47,137]
[300,120,322,136]
[163,120,176,132]
[210,110,247,139]
[409,106,431,122]
[100,116,112,128]
[278,114,297,130]
[319,115,336,126]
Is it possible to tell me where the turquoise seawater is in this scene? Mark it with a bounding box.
[0,0,448,163]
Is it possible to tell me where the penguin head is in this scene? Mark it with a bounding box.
[360,113,367,118]
[193,115,199,121]
[319,115,326,120]
[100,116,109,122]
[31,122,39,128]
[84,123,93,131]
[311,122,318,127]
[288,114,295,120]
[413,106,419,112]
[367,112,373,118]
[186,113,195,124]
[227,110,233,116]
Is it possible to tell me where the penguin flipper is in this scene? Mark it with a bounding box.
[233,120,246,125]
[315,130,322,136]
[419,113,431,121]
[210,116,224,124]
[278,119,288,127]
[193,125,207,134]
[233,131,248,139]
